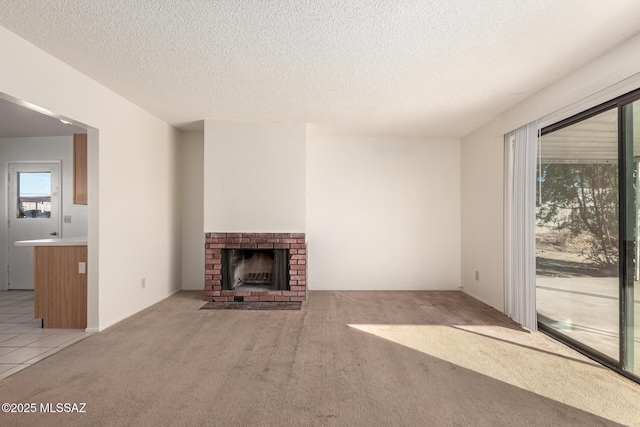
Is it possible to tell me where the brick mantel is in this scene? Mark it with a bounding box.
[204,232,307,302]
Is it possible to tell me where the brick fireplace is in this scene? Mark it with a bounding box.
[204,233,307,302]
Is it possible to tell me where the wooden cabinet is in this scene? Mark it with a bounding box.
[73,133,88,205]
[34,245,87,329]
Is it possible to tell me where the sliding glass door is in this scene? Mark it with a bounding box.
[621,99,638,375]
[536,90,639,381]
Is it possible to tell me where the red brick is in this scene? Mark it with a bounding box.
[205,270,216,275]
[296,280,306,285]
[205,280,215,286]
[205,285,213,291]
[274,243,289,249]
[213,253,222,259]
[265,238,281,243]
[258,233,274,238]
[213,274,222,280]
[213,296,229,302]
[204,291,214,297]
[274,233,289,238]
[297,260,306,265]
[282,291,298,296]
[274,296,290,302]
[297,291,306,296]
[289,249,298,254]
[227,244,241,249]
[251,292,263,296]
[259,296,275,302]
[243,296,260,301]
[267,291,283,296]
[296,238,305,244]
[289,260,298,265]
[290,233,305,238]
[242,233,255,238]
[291,243,305,249]
[239,238,251,243]
[209,243,226,248]
[211,233,227,238]
[291,285,306,291]
[213,291,221,296]
[289,280,297,286]
[234,291,252,297]
[291,265,305,270]
[205,253,213,259]
[291,275,305,281]
[227,233,242,238]
[297,249,306,255]
[213,285,221,291]
[241,244,257,249]
[258,244,274,249]
[205,275,212,280]
[291,255,305,260]
[290,297,306,302]
[282,238,297,244]
[221,291,234,296]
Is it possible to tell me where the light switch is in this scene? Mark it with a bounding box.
[79,262,86,274]
[64,215,72,223]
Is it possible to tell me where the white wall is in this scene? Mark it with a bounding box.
[204,120,306,232]
[0,25,181,331]
[0,136,89,290]
[307,135,461,290]
[179,130,204,290]
[459,128,504,309]
[460,31,640,310]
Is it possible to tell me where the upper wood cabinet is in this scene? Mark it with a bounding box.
[73,134,88,205]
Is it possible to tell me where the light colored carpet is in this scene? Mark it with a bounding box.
[0,291,639,426]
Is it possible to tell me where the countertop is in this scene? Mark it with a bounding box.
[14,236,88,247]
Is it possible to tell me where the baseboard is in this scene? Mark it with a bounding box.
[95,287,182,332]
[461,289,504,313]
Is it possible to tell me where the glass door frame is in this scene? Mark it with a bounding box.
[537,87,640,384]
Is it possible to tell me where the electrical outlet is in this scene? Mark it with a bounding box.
[475,271,480,281]
[78,262,86,274]
[141,278,146,289]
[64,215,72,223]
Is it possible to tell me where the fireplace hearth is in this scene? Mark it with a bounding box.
[204,233,307,302]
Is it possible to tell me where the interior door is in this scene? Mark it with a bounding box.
[7,162,61,290]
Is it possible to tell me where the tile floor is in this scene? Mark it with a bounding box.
[0,290,90,380]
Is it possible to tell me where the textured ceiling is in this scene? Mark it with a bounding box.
[1,1,640,138]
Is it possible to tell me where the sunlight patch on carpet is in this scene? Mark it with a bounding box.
[348,324,640,425]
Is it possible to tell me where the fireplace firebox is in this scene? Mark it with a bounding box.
[222,249,289,291]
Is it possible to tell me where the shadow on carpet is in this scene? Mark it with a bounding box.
[200,301,302,310]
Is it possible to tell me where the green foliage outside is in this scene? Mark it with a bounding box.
[537,163,619,270]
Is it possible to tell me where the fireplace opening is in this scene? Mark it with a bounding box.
[222,249,289,292]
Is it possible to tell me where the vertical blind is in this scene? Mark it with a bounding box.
[503,120,539,331]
